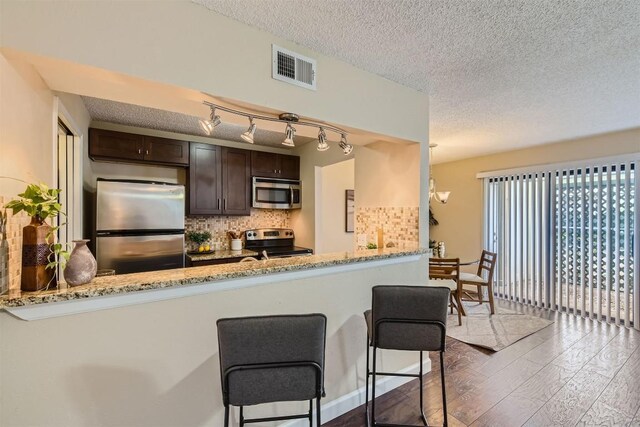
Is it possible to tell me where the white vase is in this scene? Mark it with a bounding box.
[63,240,97,286]
[230,239,242,251]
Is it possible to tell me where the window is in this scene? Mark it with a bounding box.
[483,157,638,328]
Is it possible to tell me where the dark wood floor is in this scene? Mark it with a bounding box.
[324,300,640,427]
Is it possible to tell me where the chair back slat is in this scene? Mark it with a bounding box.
[429,257,460,282]
[476,250,497,284]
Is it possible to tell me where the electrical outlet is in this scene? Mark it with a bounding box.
[357,234,367,246]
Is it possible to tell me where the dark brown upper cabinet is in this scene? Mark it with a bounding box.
[221,148,251,215]
[89,128,189,166]
[250,151,300,180]
[188,143,222,215]
[188,143,251,216]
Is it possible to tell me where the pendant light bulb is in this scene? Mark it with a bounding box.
[282,123,296,147]
[241,117,256,144]
[317,127,330,152]
[339,134,353,155]
[199,108,221,135]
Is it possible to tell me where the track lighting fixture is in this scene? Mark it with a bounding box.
[240,117,256,144]
[317,128,330,152]
[339,134,353,155]
[199,107,221,135]
[282,123,296,147]
[201,101,349,152]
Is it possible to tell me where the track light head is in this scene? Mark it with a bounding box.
[282,123,296,147]
[339,134,353,155]
[317,127,329,152]
[199,108,221,135]
[241,117,256,144]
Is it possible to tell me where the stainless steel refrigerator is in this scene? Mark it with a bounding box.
[96,179,185,274]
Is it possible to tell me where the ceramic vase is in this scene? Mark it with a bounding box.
[230,239,242,251]
[21,216,55,291]
[64,239,97,287]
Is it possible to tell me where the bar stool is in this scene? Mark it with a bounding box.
[364,285,450,427]
[217,314,327,426]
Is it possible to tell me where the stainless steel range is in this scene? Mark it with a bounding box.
[244,228,313,259]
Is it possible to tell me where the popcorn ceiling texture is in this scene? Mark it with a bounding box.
[194,0,640,163]
[0,195,29,292]
[82,96,316,149]
[356,207,419,249]
[185,209,291,250]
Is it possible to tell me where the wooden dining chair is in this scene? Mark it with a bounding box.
[459,250,497,314]
[427,257,464,325]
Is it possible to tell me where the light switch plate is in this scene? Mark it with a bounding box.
[357,234,367,246]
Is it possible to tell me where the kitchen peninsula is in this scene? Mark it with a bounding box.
[1,248,429,426]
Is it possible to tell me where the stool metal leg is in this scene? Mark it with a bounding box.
[371,345,377,426]
[308,399,313,425]
[365,336,370,422]
[419,351,428,426]
[239,406,244,427]
[316,396,321,427]
[440,352,448,427]
[224,406,229,427]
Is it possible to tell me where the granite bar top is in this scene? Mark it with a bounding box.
[0,247,428,309]
[187,249,259,262]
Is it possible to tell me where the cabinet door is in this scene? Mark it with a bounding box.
[143,136,189,166]
[250,151,279,178]
[89,128,144,161]
[188,143,222,215]
[222,148,251,215]
[279,154,300,180]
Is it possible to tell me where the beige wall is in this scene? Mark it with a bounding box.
[317,159,355,254]
[0,54,56,290]
[0,257,428,427]
[0,0,429,145]
[355,141,421,208]
[430,128,640,268]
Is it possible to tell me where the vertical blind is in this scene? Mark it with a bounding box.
[482,157,638,329]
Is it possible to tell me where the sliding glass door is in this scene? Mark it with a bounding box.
[483,157,638,328]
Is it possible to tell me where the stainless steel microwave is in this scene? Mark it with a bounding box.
[252,177,301,209]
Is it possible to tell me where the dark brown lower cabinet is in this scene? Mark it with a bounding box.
[187,257,247,267]
[188,143,251,216]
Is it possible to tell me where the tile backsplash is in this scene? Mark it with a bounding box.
[355,206,419,249]
[185,209,291,250]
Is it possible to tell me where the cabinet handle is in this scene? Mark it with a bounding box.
[217,199,220,210]
[145,149,149,155]
[137,148,142,154]
[224,199,227,210]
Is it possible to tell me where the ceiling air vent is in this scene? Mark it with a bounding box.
[272,45,317,91]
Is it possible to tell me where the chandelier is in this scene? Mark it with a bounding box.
[429,144,450,204]
[199,101,353,155]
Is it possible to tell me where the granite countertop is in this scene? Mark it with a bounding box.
[0,247,428,309]
[187,249,259,262]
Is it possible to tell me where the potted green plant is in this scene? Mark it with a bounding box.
[186,230,212,253]
[4,183,70,291]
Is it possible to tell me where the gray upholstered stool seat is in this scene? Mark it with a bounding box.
[364,285,450,427]
[217,314,327,426]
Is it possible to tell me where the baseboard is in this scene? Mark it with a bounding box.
[280,357,432,427]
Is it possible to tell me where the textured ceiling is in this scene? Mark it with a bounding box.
[81,96,316,149]
[194,0,640,163]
